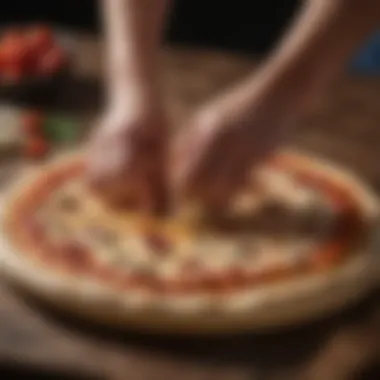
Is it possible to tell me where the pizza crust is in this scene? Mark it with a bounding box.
[0,149,379,333]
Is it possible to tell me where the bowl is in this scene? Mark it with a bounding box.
[0,24,71,103]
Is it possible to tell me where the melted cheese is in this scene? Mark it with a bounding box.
[38,170,338,279]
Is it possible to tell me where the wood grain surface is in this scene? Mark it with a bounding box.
[0,33,379,380]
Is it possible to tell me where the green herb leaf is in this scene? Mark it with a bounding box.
[43,115,80,144]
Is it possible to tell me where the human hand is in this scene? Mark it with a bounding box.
[86,103,169,214]
[173,78,303,209]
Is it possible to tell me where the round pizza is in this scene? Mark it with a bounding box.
[0,150,379,333]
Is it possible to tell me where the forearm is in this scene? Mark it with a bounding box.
[101,0,170,108]
[251,0,380,111]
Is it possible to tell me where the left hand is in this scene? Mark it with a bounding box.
[173,79,304,209]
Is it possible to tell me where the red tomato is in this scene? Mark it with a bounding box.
[0,31,29,69]
[1,29,24,46]
[27,25,54,56]
[38,46,65,75]
[22,110,44,136]
[24,136,50,159]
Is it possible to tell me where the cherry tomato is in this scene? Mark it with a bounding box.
[0,31,29,70]
[1,29,24,46]
[27,25,54,56]
[24,136,50,159]
[38,46,65,75]
[22,110,44,136]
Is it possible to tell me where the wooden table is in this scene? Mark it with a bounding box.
[0,33,380,380]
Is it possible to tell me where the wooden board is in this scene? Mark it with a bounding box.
[0,32,380,380]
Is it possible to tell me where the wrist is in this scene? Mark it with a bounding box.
[107,45,161,99]
[253,0,380,113]
[106,84,164,128]
[258,56,330,113]
[108,67,161,110]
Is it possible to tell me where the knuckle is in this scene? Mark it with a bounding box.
[195,106,220,128]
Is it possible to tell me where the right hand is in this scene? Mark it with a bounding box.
[86,104,169,214]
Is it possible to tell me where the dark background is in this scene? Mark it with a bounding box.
[0,0,300,54]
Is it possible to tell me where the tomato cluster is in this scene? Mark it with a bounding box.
[0,25,67,83]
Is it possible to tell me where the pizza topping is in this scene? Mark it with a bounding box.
[23,217,44,241]
[238,237,309,273]
[180,258,204,280]
[57,241,91,271]
[255,167,326,210]
[144,232,172,255]
[121,237,153,266]
[124,260,153,275]
[57,195,79,211]
[157,260,181,280]
[44,220,69,244]
[194,236,239,271]
[231,191,263,215]
[236,236,261,259]
[291,241,316,267]
[255,168,295,200]
[92,244,132,269]
[254,200,296,236]
[294,195,339,239]
[87,225,118,246]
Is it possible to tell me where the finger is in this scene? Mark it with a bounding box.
[141,153,170,215]
[172,121,216,195]
[175,134,225,200]
[102,153,152,208]
[172,140,202,195]
[89,162,144,206]
[213,147,256,206]
[141,176,170,215]
[194,162,240,209]
[179,132,236,203]
[86,141,131,188]
[190,141,252,209]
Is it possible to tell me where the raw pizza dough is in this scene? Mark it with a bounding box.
[0,150,379,333]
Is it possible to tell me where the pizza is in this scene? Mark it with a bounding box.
[0,150,379,333]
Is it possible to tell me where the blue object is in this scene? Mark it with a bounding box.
[350,32,380,74]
